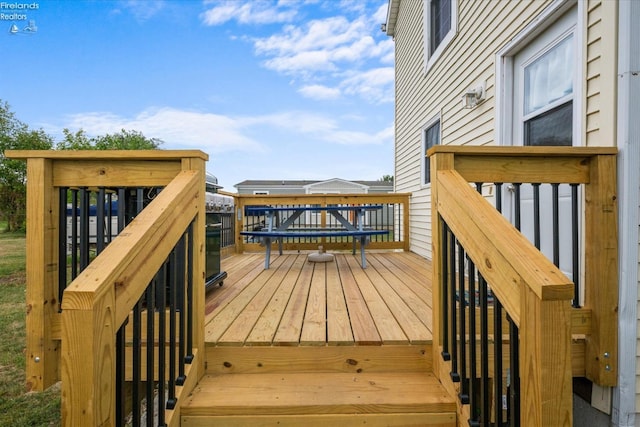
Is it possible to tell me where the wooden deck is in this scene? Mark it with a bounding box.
[184,252,455,426]
[204,251,433,347]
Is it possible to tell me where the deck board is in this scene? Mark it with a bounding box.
[326,259,354,345]
[335,255,381,345]
[246,255,306,345]
[205,251,433,347]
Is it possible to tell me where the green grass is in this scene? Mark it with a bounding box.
[0,226,61,426]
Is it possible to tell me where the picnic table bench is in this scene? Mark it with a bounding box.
[240,205,387,269]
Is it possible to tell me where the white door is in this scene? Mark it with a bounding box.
[506,8,579,282]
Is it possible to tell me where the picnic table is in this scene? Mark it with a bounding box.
[240,205,388,269]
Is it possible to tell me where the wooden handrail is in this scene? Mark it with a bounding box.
[6,150,208,392]
[429,146,618,426]
[60,170,203,426]
[436,170,573,323]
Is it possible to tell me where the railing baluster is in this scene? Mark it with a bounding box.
[71,189,78,278]
[479,273,490,426]
[552,183,560,266]
[58,188,68,308]
[177,232,187,385]
[132,299,142,427]
[508,316,520,424]
[106,191,114,243]
[79,187,90,269]
[96,187,106,254]
[458,240,468,403]
[441,219,450,361]
[571,183,580,307]
[532,183,541,249]
[186,223,194,363]
[513,183,521,231]
[117,188,126,233]
[157,263,167,426]
[467,255,479,427]
[145,276,155,427]
[449,231,459,382]
[494,299,505,426]
[115,321,126,427]
[167,249,178,410]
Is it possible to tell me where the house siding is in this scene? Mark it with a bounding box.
[585,1,639,418]
[392,0,549,258]
[585,0,617,148]
[391,0,639,421]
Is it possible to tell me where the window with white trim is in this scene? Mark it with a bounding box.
[422,117,440,185]
[424,0,457,72]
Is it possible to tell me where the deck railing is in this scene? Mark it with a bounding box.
[5,150,207,426]
[233,193,410,254]
[429,146,618,426]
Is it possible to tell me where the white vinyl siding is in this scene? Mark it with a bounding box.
[584,0,617,148]
[393,0,549,258]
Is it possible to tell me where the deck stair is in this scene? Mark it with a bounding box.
[180,345,456,426]
[181,252,456,426]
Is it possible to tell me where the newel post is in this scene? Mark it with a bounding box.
[520,286,573,426]
[182,156,207,377]
[24,157,61,391]
[584,153,618,386]
[428,149,455,383]
[61,288,117,426]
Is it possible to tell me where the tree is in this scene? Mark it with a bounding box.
[0,101,53,231]
[0,99,163,231]
[379,175,394,182]
[57,128,162,150]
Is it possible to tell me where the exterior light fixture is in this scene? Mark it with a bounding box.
[462,82,486,109]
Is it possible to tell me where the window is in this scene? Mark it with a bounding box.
[422,118,440,185]
[424,0,456,72]
[503,6,578,148]
[253,191,269,195]
[522,33,574,146]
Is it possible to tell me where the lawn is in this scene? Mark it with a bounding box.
[0,227,61,426]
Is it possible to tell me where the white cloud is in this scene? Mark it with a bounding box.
[254,16,367,59]
[341,67,394,104]
[298,84,341,100]
[116,0,167,21]
[199,1,394,104]
[372,3,388,24]
[200,0,297,25]
[242,110,393,145]
[60,107,391,155]
[263,50,335,74]
[63,108,264,153]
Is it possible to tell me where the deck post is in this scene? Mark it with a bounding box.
[24,157,61,391]
[520,286,573,426]
[428,150,454,388]
[61,287,116,426]
[182,157,207,378]
[584,154,618,385]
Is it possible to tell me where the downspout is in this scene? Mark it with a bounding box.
[612,1,640,426]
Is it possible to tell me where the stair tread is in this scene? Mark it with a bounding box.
[182,372,456,416]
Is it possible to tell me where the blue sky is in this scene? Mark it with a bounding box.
[2,0,394,191]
